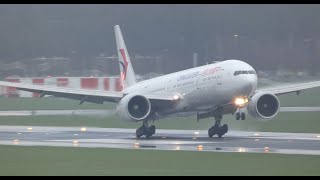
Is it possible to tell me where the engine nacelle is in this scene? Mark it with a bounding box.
[116,94,151,122]
[247,92,280,121]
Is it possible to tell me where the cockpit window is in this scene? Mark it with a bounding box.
[248,70,256,74]
[234,70,256,76]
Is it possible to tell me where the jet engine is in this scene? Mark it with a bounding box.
[247,92,280,121]
[116,94,151,122]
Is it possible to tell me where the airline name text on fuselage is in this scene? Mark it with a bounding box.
[177,66,222,81]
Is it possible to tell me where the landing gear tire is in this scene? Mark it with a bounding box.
[236,112,240,120]
[136,127,145,139]
[208,125,218,138]
[145,125,156,139]
[149,125,156,135]
[208,129,214,138]
[241,112,245,120]
[208,124,227,138]
[216,124,228,138]
[145,133,152,139]
[221,124,228,134]
[135,123,156,139]
[208,106,228,138]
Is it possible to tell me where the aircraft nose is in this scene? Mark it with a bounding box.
[237,75,257,96]
[246,75,257,94]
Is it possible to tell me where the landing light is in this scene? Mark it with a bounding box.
[173,95,180,100]
[133,143,140,148]
[13,139,19,145]
[197,145,203,151]
[234,97,249,107]
[316,135,320,138]
[80,127,87,132]
[194,131,200,135]
[175,146,181,150]
[73,140,79,147]
[27,127,33,131]
[238,148,246,152]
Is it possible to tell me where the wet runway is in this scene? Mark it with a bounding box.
[0,125,320,155]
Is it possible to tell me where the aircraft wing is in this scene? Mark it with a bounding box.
[0,80,123,104]
[255,80,320,95]
[280,107,320,112]
[0,81,176,105]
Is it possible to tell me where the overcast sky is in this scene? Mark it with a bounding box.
[0,4,319,73]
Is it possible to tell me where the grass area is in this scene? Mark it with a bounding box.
[1,81,320,176]
[0,88,320,133]
[0,145,319,176]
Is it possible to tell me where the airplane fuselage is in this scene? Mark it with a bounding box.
[123,60,257,115]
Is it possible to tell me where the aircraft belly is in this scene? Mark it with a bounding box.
[184,86,233,111]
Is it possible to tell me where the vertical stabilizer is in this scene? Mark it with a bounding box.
[114,25,136,89]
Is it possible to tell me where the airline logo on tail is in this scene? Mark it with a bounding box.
[119,48,129,81]
[115,25,136,88]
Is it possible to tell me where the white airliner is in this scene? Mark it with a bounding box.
[1,25,320,138]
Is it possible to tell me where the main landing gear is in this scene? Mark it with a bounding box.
[208,107,228,138]
[136,120,156,139]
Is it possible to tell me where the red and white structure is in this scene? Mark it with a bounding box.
[1,76,123,97]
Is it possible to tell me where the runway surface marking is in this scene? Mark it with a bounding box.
[0,126,320,155]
